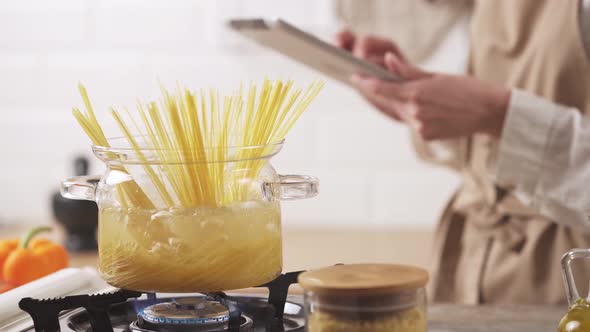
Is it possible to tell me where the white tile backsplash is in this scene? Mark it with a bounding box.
[46,52,154,114]
[93,8,204,50]
[0,8,89,47]
[0,55,48,107]
[0,0,468,229]
[372,166,460,227]
[315,103,420,168]
[93,0,198,9]
[280,168,373,226]
[0,0,88,10]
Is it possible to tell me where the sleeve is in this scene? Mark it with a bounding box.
[495,89,590,231]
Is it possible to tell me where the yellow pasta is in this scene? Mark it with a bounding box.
[73,85,154,209]
[73,79,324,208]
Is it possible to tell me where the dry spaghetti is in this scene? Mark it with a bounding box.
[73,79,323,208]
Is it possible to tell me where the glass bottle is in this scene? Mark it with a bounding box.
[558,249,590,332]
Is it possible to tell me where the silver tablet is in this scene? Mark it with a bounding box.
[228,18,402,84]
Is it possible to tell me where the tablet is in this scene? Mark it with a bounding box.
[228,18,402,84]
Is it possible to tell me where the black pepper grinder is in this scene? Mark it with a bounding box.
[52,156,98,251]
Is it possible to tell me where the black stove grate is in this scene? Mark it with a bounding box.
[19,290,142,332]
[18,271,303,332]
[204,292,244,330]
[258,271,301,320]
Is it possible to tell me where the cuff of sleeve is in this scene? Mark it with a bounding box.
[494,89,559,203]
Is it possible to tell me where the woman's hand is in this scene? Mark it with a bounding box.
[336,29,407,68]
[351,52,511,140]
[335,29,407,121]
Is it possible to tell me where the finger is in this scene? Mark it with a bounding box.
[386,41,407,63]
[415,122,452,141]
[336,28,356,51]
[367,95,404,121]
[350,75,406,99]
[385,52,432,80]
[412,118,471,141]
[353,35,405,62]
[366,55,386,67]
[362,92,404,122]
[403,103,442,122]
[355,84,405,122]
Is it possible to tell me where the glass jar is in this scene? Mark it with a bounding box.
[299,264,428,332]
[61,138,318,293]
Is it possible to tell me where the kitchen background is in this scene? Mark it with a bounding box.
[0,0,469,268]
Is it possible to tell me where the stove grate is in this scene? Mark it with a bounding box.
[18,289,142,332]
[18,271,303,332]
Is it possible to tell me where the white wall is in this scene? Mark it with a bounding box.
[0,0,468,228]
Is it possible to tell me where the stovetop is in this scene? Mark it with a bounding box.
[17,272,304,332]
[31,294,304,332]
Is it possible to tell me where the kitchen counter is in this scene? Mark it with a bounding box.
[429,304,564,331]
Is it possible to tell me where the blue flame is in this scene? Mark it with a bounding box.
[131,293,162,314]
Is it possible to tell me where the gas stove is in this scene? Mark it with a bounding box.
[16,272,305,332]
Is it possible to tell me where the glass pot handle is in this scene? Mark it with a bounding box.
[263,175,319,201]
[561,248,590,306]
[60,175,101,201]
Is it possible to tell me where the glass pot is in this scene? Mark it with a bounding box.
[61,138,318,293]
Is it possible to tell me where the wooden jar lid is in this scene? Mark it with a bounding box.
[298,264,429,296]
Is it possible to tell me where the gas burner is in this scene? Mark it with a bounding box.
[64,295,302,332]
[131,297,254,332]
[139,298,230,325]
[18,271,305,332]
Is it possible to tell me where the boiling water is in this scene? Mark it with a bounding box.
[98,201,282,292]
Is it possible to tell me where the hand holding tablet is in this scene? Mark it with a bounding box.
[228,18,403,84]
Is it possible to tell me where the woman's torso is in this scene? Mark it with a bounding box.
[429,0,590,304]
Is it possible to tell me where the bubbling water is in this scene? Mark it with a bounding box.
[97,201,282,292]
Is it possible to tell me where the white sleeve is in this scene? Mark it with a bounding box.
[495,89,590,231]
